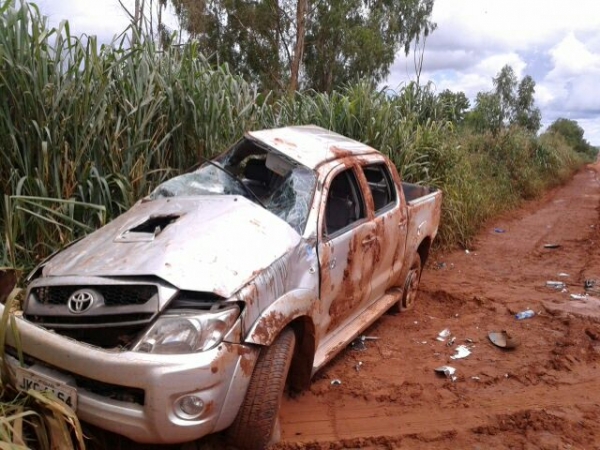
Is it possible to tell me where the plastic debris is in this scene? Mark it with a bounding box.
[434,365,456,378]
[350,335,380,351]
[330,379,342,386]
[350,339,367,351]
[558,273,569,277]
[465,249,470,254]
[546,281,566,290]
[360,335,380,341]
[436,328,451,342]
[584,279,596,289]
[544,243,561,249]
[488,330,520,349]
[450,345,471,359]
[494,228,505,233]
[570,294,587,301]
[446,336,456,347]
[471,376,480,381]
[515,310,535,320]
[355,361,363,372]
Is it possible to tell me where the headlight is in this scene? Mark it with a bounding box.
[132,305,239,354]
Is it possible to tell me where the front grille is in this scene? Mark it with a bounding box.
[34,285,157,306]
[26,282,161,347]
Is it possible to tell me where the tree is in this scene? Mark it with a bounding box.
[547,118,597,157]
[164,0,436,93]
[437,89,470,123]
[514,75,541,132]
[493,65,517,125]
[466,92,503,133]
[467,65,542,133]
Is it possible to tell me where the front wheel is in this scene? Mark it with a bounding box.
[226,328,296,450]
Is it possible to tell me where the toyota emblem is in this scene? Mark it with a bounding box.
[67,289,96,314]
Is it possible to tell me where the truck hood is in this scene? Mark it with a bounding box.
[42,196,301,297]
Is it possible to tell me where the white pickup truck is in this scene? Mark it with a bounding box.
[1,125,442,449]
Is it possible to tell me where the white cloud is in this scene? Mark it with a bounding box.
[37,0,181,43]
[473,53,526,79]
[385,0,600,145]
[546,33,600,80]
[432,0,600,51]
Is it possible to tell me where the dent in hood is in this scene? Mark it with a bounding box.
[43,196,301,297]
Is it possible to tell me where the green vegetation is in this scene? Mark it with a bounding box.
[466,65,542,134]
[546,118,599,160]
[163,0,436,92]
[0,0,595,447]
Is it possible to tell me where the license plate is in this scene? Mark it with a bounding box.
[14,366,77,410]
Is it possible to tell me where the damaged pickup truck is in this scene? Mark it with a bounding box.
[0,125,442,449]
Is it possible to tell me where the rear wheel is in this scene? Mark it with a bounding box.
[226,328,296,450]
[401,254,422,310]
[389,254,422,314]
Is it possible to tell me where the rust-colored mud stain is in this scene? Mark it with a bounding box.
[236,345,258,377]
[251,310,287,344]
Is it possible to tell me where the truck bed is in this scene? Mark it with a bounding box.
[402,182,442,259]
[402,182,439,204]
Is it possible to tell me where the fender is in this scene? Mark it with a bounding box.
[244,288,317,346]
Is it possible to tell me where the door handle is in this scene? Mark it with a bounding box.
[362,236,376,245]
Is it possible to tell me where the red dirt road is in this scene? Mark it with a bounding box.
[276,162,600,449]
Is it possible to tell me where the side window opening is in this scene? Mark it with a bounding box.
[362,163,397,214]
[325,169,366,236]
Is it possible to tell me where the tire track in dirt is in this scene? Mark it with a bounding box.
[279,378,600,442]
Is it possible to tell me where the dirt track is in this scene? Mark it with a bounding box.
[276,161,600,449]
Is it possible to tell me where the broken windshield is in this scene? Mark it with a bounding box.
[149,138,317,234]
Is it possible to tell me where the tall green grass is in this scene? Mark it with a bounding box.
[0,0,273,270]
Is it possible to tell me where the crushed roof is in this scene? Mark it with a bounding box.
[247,125,378,169]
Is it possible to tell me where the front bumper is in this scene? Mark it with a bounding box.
[1,306,259,444]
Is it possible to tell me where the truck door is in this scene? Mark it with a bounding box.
[360,162,407,302]
[317,166,377,335]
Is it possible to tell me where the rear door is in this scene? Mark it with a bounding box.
[359,161,407,302]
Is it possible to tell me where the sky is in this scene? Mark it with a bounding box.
[37,0,600,145]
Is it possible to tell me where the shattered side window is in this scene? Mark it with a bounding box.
[265,167,316,235]
[149,164,246,199]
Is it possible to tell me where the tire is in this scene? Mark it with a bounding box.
[226,328,296,450]
[389,254,422,314]
[401,254,422,311]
